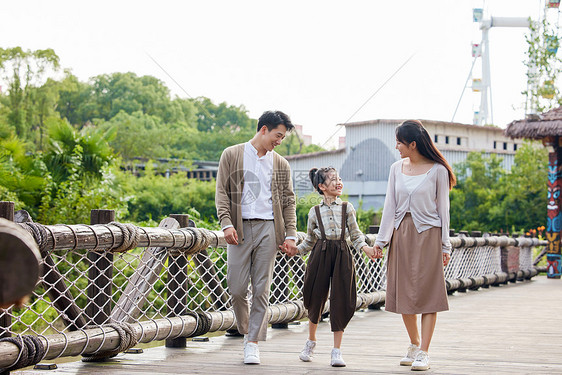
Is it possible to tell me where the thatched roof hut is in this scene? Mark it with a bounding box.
[505,107,562,140]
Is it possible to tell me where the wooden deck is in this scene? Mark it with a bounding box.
[15,275,562,374]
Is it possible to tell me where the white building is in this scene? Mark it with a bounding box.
[285,119,519,210]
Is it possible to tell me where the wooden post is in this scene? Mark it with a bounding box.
[166,214,190,348]
[0,218,41,308]
[42,256,89,331]
[501,245,519,283]
[546,138,562,278]
[0,202,14,375]
[86,209,115,324]
[13,209,88,331]
[0,201,14,222]
[0,201,15,341]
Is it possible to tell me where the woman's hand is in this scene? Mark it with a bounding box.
[364,245,384,260]
[443,252,451,266]
[374,245,384,259]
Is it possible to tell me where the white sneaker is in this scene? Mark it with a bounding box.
[411,350,430,371]
[244,342,260,364]
[400,343,420,366]
[299,339,316,362]
[330,348,346,367]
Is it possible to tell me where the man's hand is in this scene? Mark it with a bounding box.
[280,239,297,256]
[362,246,377,261]
[223,227,239,245]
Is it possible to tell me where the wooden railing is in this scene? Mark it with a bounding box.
[0,201,545,372]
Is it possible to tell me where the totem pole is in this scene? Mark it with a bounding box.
[545,136,562,278]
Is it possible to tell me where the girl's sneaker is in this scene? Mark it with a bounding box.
[299,339,316,362]
[330,348,346,367]
[400,343,421,366]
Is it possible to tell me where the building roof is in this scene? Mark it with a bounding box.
[505,107,562,139]
[340,119,505,133]
[283,148,345,160]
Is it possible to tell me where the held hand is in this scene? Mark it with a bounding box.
[374,245,384,259]
[443,252,451,266]
[362,246,377,261]
[282,239,297,257]
[223,227,239,245]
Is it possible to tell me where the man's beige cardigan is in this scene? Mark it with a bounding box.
[215,143,297,247]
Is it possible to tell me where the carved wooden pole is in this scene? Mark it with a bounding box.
[86,209,115,324]
[546,136,562,279]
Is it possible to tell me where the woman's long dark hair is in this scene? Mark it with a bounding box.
[396,120,457,190]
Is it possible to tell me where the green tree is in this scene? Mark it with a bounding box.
[115,165,218,226]
[0,47,60,142]
[193,97,254,133]
[54,70,97,127]
[493,142,548,232]
[276,132,325,156]
[88,72,179,122]
[524,16,562,113]
[43,118,114,184]
[0,135,46,216]
[451,152,505,232]
[188,98,256,160]
[98,111,170,160]
[451,145,547,233]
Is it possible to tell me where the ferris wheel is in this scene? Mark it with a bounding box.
[452,0,561,125]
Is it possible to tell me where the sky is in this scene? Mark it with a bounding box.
[0,0,553,148]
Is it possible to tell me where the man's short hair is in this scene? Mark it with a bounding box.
[257,111,294,133]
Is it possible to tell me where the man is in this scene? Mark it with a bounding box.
[215,110,298,364]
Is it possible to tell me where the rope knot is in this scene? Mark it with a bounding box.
[109,222,140,253]
[0,335,45,371]
[81,322,138,362]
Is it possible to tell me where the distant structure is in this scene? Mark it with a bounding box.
[452,7,531,126]
[294,125,313,146]
[124,158,218,181]
[286,119,520,210]
[461,3,561,125]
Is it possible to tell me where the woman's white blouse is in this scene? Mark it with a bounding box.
[402,173,426,194]
[375,159,452,253]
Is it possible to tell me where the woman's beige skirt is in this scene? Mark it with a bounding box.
[385,213,449,314]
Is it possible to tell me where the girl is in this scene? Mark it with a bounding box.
[293,167,380,367]
[375,120,456,371]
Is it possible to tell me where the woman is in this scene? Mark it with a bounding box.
[375,120,456,371]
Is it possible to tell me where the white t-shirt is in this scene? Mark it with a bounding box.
[402,173,427,194]
[240,142,274,220]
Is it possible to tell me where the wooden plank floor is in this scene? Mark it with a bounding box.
[16,275,562,374]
